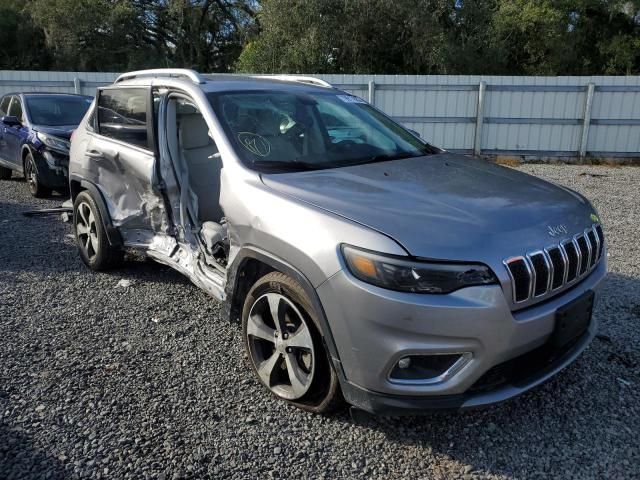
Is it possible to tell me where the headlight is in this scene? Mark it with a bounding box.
[342,245,498,294]
[36,132,70,153]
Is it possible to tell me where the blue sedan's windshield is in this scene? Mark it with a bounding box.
[208,90,435,171]
[26,95,92,127]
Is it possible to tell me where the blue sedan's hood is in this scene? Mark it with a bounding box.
[261,153,597,262]
[32,125,76,140]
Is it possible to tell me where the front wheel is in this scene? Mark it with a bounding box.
[24,152,51,198]
[242,272,342,413]
[73,190,123,271]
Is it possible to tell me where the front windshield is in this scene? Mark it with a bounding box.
[208,90,435,171]
[25,95,92,126]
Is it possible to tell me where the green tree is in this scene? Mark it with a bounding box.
[0,0,51,70]
[236,0,457,74]
[29,0,257,72]
[238,0,640,75]
[490,0,640,75]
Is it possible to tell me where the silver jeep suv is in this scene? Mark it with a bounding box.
[69,69,607,414]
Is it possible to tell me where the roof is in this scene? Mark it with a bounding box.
[3,92,93,99]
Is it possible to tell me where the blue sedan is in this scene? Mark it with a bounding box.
[0,93,92,197]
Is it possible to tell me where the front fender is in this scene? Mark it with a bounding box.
[225,246,345,378]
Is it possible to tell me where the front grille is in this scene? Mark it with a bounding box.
[504,224,604,304]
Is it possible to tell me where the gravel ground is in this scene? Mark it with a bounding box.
[0,164,638,480]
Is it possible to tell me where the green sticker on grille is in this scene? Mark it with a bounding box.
[590,213,600,223]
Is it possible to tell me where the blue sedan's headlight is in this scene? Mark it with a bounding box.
[342,245,498,294]
[36,132,70,153]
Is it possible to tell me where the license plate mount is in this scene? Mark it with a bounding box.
[551,290,594,348]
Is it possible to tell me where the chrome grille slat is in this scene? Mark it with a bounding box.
[595,225,605,259]
[545,246,565,290]
[588,229,599,263]
[562,239,579,282]
[505,224,604,304]
[527,251,550,297]
[576,234,590,275]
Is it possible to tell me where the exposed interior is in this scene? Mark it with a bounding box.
[164,96,228,266]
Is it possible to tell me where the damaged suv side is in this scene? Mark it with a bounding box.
[69,69,606,415]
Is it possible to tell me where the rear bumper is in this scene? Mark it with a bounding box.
[317,257,606,413]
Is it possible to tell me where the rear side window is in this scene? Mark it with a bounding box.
[97,88,150,149]
[8,97,24,121]
[0,96,11,115]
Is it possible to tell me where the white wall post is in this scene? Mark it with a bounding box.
[579,82,596,159]
[73,77,82,94]
[368,80,375,105]
[473,81,487,156]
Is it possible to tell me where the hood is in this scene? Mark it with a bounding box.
[32,125,75,140]
[261,153,598,263]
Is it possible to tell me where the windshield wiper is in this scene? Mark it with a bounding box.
[345,151,425,167]
[252,160,322,172]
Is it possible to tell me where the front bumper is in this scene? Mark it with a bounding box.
[34,149,69,188]
[316,257,606,413]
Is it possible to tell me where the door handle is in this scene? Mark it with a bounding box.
[87,149,118,160]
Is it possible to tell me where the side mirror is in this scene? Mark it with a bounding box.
[1,115,21,127]
[407,128,421,139]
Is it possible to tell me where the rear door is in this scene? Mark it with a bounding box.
[2,96,25,168]
[85,86,169,242]
[0,95,12,164]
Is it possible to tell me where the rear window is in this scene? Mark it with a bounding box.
[25,95,92,126]
[97,88,150,149]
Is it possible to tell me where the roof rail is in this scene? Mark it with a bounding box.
[114,69,206,85]
[252,75,333,88]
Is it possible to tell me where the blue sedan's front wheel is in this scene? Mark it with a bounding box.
[24,152,51,198]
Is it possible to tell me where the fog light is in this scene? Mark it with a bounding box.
[397,357,411,369]
[389,353,472,385]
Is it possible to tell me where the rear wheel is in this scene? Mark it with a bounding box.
[242,272,342,413]
[0,165,11,180]
[24,152,50,198]
[73,190,123,271]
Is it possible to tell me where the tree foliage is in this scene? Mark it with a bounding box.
[237,0,640,75]
[0,0,638,75]
[0,0,51,70]
[3,0,257,72]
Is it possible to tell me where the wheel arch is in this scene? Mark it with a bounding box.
[225,247,345,377]
[21,144,35,172]
[70,175,123,247]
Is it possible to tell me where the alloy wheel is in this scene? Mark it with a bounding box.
[246,292,315,400]
[25,157,37,193]
[76,201,99,261]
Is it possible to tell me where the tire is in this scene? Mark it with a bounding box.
[24,152,51,198]
[242,271,343,413]
[0,165,11,180]
[73,190,123,271]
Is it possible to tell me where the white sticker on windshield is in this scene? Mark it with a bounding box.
[336,94,367,104]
